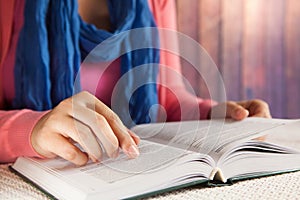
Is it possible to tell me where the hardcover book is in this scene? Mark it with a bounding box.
[11,117,300,200]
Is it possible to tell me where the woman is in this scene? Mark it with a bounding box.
[0,0,271,165]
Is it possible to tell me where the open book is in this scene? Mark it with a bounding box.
[11,117,300,200]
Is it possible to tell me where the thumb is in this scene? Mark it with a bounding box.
[227,103,249,120]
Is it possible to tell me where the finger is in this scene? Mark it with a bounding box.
[107,119,140,158]
[210,102,249,120]
[250,105,272,118]
[73,92,139,158]
[209,102,227,119]
[128,129,140,145]
[45,134,89,166]
[72,120,105,162]
[225,101,249,120]
[48,114,104,162]
[72,106,119,158]
[239,99,272,118]
[82,92,140,157]
[108,121,140,159]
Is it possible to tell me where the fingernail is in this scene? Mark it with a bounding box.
[126,145,140,158]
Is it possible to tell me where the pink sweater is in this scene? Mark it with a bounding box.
[0,0,215,163]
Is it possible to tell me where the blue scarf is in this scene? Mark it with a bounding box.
[13,0,159,127]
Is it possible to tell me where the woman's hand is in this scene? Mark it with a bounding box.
[31,91,140,166]
[209,99,271,141]
[210,99,272,120]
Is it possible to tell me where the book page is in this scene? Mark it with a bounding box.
[217,140,300,182]
[13,140,213,199]
[35,140,191,181]
[213,119,300,158]
[74,140,193,183]
[212,120,300,182]
[131,118,295,158]
[60,140,213,199]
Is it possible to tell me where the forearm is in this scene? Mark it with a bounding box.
[158,86,216,122]
[0,109,47,163]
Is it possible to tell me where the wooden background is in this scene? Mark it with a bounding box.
[176,0,300,119]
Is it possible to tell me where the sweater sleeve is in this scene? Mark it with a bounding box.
[148,0,217,121]
[0,0,46,164]
[0,109,47,163]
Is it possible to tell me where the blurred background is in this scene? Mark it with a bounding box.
[175,0,300,119]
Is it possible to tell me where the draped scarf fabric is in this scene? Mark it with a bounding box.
[13,0,159,127]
